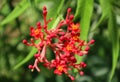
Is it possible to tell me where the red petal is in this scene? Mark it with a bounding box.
[54,69,62,75]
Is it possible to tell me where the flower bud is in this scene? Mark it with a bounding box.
[43,10,47,16]
[43,6,47,10]
[66,19,69,24]
[28,65,33,69]
[70,15,74,20]
[43,25,47,29]
[69,76,74,81]
[79,71,84,76]
[34,54,40,58]
[85,46,90,51]
[89,39,95,44]
[67,8,71,13]
[22,39,27,44]
[37,22,41,29]
[79,51,83,56]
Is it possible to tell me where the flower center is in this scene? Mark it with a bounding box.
[57,65,63,72]
[34,29,40,35]
[66,45,72,51]
[72,35,79,41]
[71,24,79,30]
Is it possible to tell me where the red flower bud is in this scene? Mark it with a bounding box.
[80,62,85,65]
[83,63,87,68]
[22,39,27,44]
[43,10,47,16]
[37,22,41,29]
[79,51,83,56]
[70,15,74,20]
[89,39,95,44]
[66,19,69,24]
[85,46,90,51]
[39,43,43,47]
[43,25,47,29]
[28,65,33,69]
[34,54,40,58]
[67,8,71,13]
[43,6,47,10]
[79,71,84,76]
[69,76,75,81]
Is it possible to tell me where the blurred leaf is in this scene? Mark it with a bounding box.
[99,0,111,18]
[35,0,65,28]
[51,14,63,29]
[56,75,64,82]
[74,0,84,20]
[34,75,45,82]
[13,47,37,70]
[108,12,119,82]
[75,74,93,82]
[80,0,94,40]
[47,0,65,28]
[0,0,30,26]
[92,67,109,76]
[76,0,94,63]
[0,2,10,15]
[98,0,120,81]
[92,0,111,32]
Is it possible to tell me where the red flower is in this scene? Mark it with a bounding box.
[30,26,43,39]
[23,6,95,81]
[68,23,80,34]
[53,61,68,75]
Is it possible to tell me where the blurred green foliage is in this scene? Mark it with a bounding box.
[0,0,120,82]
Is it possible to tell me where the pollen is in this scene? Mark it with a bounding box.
[57,65,63,72]
[71,23,79,30]
[66,45,72,51]
[72,35,79,41]
[34,29,40,35]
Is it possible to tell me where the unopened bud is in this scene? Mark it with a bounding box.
[28,65,33,69]
[43,6,47,10]
[67,8,71,12]
[37,22,41,27]
[85,46,90,51]
[79,71,84,76]
[89,39,95,44]
[43,10,47,16]
[79,51,83,56]
[22,39,27,44]
[43,25,47,29]
[66,19,69,24]
[69,76,75,81]
[70,15,74,20]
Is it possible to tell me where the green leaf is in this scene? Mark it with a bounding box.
[76,0,94,63]
[98,0,119,81]
[0,0,30,26]
[13,0,65,70]
[80,0,94,41]
[51,15,63,29]
[92,0,111,32]
[13,47,37,70]
[108,12,119,82]
[47,0,65,28]
[74,0,84,21]
[99,0,111,18]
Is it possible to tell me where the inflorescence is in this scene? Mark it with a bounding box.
[23,6,95,81]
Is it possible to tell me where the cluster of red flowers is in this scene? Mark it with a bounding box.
[23,6,95,80]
